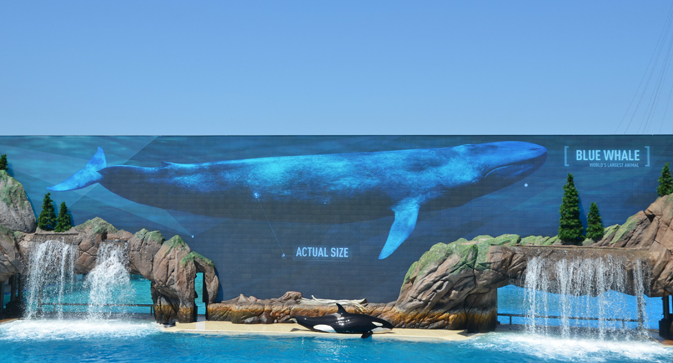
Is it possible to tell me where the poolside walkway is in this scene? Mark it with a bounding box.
[164,321,478,341]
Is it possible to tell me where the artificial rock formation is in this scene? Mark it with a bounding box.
[0,171,36,233]
[14,218,219,324]
[0,171,31,284]
[139,232,219,324]
[208,194,673,335]
[0,224,24,283]
[378,194,673,332]
[0,169,219,324]
[207,291,385,324]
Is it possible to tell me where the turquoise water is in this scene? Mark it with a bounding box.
[497,285,665,330]
[2,278,672,362]
[22,273,206,316]
[0,319,671,363]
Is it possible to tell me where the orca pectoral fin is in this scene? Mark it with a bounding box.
[378,201,420,259]
[361,331,373,339]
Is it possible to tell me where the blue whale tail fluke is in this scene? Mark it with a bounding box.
[378,200,420,259]
[48,147,106,192]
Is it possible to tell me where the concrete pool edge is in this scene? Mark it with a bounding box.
[164,321,479,342]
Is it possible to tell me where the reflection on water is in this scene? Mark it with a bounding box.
[0,320,670,363]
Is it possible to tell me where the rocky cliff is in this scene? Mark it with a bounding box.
[0,170,219,324]
[377,194,673,332]
[208,195,673,336]
[0,171,36,233]
[0,224,24,283]
[0,172,32,284]
[14,218,219,324]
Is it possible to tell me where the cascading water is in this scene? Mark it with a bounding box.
[25,239,133,320]
[85,242,132,319]
[523,255,649,340]
[25,239,77,319]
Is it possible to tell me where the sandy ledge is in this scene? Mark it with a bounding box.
[164,321,478,342]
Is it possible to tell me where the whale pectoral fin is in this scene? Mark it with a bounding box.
[378,201,420,259]
[361,331,373,339]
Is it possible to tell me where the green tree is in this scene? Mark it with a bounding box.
[585,202,604,241]
[0,154,7,171]
[658,162,673,197]
[54,202,72,232]
[38,193,56,231]
[559,173,583,243]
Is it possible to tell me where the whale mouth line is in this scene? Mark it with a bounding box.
[484,162,527,179]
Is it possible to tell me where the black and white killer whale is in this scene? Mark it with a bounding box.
[49,141,547,259]
[291,303,393,338]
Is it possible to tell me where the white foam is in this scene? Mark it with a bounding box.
[475,333,670,362]
[0,319,160,341]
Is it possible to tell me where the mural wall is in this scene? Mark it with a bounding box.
[0,136,669,302]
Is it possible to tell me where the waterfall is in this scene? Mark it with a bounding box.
[523,256,649,339]
[25,239,133,320]
[85,242,132,319]
[25,239,77,319]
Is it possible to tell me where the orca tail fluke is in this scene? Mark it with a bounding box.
[48,147,106,192]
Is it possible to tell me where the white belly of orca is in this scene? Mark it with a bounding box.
[313,324,337,333]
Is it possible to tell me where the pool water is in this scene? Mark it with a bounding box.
[2,278,672,362]
[17,273,206,316]
[0,319,671,363]
[497,285,665,330]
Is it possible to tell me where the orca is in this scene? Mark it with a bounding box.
[48,142,547,259]
[291,303,393,338]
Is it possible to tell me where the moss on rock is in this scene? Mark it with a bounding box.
[0,223,14,240]
[75,217,118,235]
[609,215,639,244]
[0,171,29,208]
[164,235,189,255]
[135,228,165,244]
[180,251,215,268]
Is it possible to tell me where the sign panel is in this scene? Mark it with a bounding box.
[0,136,669,302]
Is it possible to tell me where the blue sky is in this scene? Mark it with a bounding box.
[2,1,673,135]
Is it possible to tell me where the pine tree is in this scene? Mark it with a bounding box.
[38,193,57,231]
[558,173,583,243]
[658,162,673,197]
[585,202,604,241]
[54,202,72,232]
[0,154,7,171]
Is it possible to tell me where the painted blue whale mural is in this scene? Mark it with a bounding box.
[49,141,547,259]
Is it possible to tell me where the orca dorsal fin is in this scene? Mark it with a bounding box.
[336,303,347,315]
